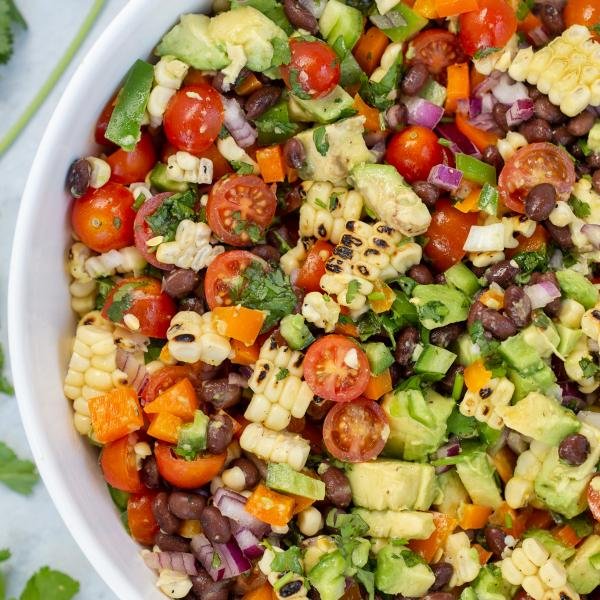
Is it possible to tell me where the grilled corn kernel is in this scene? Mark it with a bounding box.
[460,377,515,430]
[166,152,213,184]
[302,292,340,333]
[85,246,147,278]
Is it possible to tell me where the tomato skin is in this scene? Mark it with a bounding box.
[410,29,464,76]
[323,399,389,462]
[296,241,334,292]
[385,126,444,184]
[95,96,117,146]
[107,132,157,185]
[564,0,599,40]
[304,335,370,402]
[102,276,177,338]
[72,182,136,253]
[281,39,341,99]
[505,224,549,259]
[458,0,517,57]
[100,434,145,493]
[588,475,600,522]
[154,442,226,489]
[128,492,159,546]
[163,84,224,154]
[424,199,479,272]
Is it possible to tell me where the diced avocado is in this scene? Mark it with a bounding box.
[523,529,576,562]
[411,284,470,330]
[471,564,517,600]
[319,0,363,50]
[375,545,435,597]
[444,263,481,297]
[457,333,482,367]
[346,459,437,511]
[556,270,599,310]
[567,534,600,594]
[382,388,454,461]
[557,323,584,357]
[497,391,580,445]
[288,85,355,125]
[414,344,457,378]
[460,589,477,600]
[308,550,346,600]
[279,314,314,350]
[588,120,600,153]
[294,117,374,186]
[434,470,470,517]
[364,342,394,375]
[419,77,447,106]
[508,364,556,400]
[500,332,545,375]
[374,2,428,43]
[522,321,560,359]
[175,410,209,460]
[456,451,503,509]
[254,98,303,146]
[535,423,600,519]
[265,463,325,500]
[353,508,435,539]
[149,163,191,193]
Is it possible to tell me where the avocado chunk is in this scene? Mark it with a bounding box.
[308,550,346,600]
[382,388,454,461]
[556,269,599,310]
[364,342,394,375]
[457,333,482,367]
[254,98,304,146]
[411,284,470,330]
[265,463,325,500]
[149,163,191,193]
[434,470,470,517]
[414,344,457,378]
[523,529,576,562]
[557,323,584,357]
[470,564,517,600]
[279,314,314,350]
[535,422,600,518]
[508,364,556,400]
[176,410,209,459]
[497,391,580,445]
[455,451,503,509]
[288,86,355,125]
[522,321,561,358]
[375,545,435,597]
[346,459,436,511]
[319,0,363,50]
[350,163,431,237]
[567,534,600,593]
[444,262,481,297]
[352,508,435,539]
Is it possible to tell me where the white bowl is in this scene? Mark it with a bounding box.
[8,1,205,598]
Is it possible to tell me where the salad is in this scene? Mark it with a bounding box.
[62,0,600,597]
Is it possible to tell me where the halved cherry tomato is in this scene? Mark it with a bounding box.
[498,143,576,214]
[505,223,549,259]
[71,181,136,253]
[458,0,518,57]
[385,126,444,184]
[154,442,226,489]
[296,240,334,292]
[588,475,600,522]
[107,132,157,185]
[102,276,177,338]
[163,84,224,154]
[100,434,145,493]
[95,95,117,146]
[410,29,464,76]
[207,175,277,247]
[281,39,341,99]
[142,365,195,405]
[424,199,479,272]
[564,0,599,41]
[127,492,159,546]
[304,335,370,402]
[323,398,389,462]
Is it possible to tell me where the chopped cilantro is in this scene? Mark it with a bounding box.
[231,210,263,243]
[579,357,599,379]
[478,183,499,216]
[132,192,146,211]
[94,277,115,311]
[144,339,163,364]
[270,36,291,67]
[271,546,303,575]
[516,0,534,19]
[288,68,312,100]
[230,160,255,175]
[313,126,329,157]
[473,47,502,59]
[513,249,547,283]
[577,138,592,157]
[106,281,145,323]
[346,279,361,303]
[0,441,38,495]
[570,196,591,219]
[218,125,229,140]
[276,368,289,381]
[145,189,196,242]
[418,300,449,324]
[469,321,500,359]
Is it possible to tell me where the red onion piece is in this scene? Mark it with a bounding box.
[428,164,463,192]
[228,372,249,387]
[457,97,482,119]
[582,224,600,249]
[222,96,257,148]
[191,534,225,581]
[473,71,503,97]
[215,539,252,579]
[528,25,550,47]
[404,97,444,130]
[143,551,198,576]
[232,525,264,559]
[213,487,270,537]
[524,280,562,309]
[436,439,461,458]
[480,92,497,114]
[492,74,529,105]
[506,98,535,127]
[436,123,481,157]
[116,349,148,394]
[470,111,500,132]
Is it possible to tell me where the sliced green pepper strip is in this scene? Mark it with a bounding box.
[478,183,499,216]
[105,59,154,151]
[455,153,497,186]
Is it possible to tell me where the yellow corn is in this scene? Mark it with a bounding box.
[460,377,515,430]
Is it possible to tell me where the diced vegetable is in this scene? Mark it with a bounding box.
[353,27,390,75]
[256,145,286,183]
[445,63,470,112]
[212,306,266,345]
[244,483,296,526]
[364,369,393,400]
[147,411,183,443]
[144,378,199,421]
[88,387,144,444]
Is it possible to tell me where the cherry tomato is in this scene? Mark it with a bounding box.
[424,199,479,272]
[458,0,517,57]
[296,240,334,292]
[163,84,224,154]
[127,492,159,546]
[498,142,576,214]
[107,132,157,185]
[154,442,226,489]
[323,399,389,462]
[142,365,195,405]
[410,29,464,76]
[207,175,277,247]
[100,434,145,493]
[385,126,444,184]
[95,95,117,146]
[505,224,549,259]
[588,475,600,522]
[102,276,177,338]
[564,0,599,41]
[72,181,136,253]
[281,39,341,99]
[304,335,370,402]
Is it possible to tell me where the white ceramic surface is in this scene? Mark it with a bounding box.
[7,2,204,598]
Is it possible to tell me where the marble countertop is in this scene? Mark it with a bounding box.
[0,1,128,597]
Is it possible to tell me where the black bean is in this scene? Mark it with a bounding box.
[321,465,352,508]
[152,492,181,535]
[66,158,91,198]
[422,595,455,600]
[481,145,504,172]
[539,3,564,36]
[593,170,600,194]
[307,396,334,420]
[467,300,486,327]
[211,72,229,94]
[412,181,440,208]
[567,110,595,137]
[485,526,507,556]
[576,161,591,178]
[140,455,161,489]
[178,297,205,315]
[168,492,206,520]
[244,86,281,120]
[400,63,429,95]
[558,433,590,466]
[493,104,509,132]
[570,141,585,160]
[587,153,600,169]
[230,457,260,488]
[519,118,553,143]
[191,569,230,600]
[199,378,242,410]
[407,264,434,284]
[244,452,268,480]
[251,244,280,265]
[429,323,462,348]
[155,532,191,553]
[206,414,234,454]
[163,269,200,299]
[283,0,318,32]
[385,103,408,131]
[200,506,231,544]
[480,306,518,340]
[504,285,532,328]
[283,138,306,170]
[485,260,520,288]
[529,86,542,100]
[429,562,453,591]
[545,220,573,249]
[395,326,419,365]
[525,183,557,221]
[534,96,564,124]
[553,125,575,147]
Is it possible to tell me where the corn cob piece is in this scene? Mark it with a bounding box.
[459,377,515,430]
[443,532,481,587]
[239,423,311,471]
[129,181,153,203]
[244,335,314,431]
[258,547,309,599]
[581,302,600,345]
[154,568,193,599]
[302,292,340,333]
[68,242,98,316]
[166,152,213,184]
[496,132,528,161]
[280,241,307,275]
[504,440,551,509]
[85,246,147,278]
[473,34,518,75]
[147,56,189,128]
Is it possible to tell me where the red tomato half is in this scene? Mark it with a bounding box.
[100,434,145,493]
[410,29,465,76]
[163,84,224,154]
[207,175,277,247]
[296,240,334,292]
[128,492,159,546]
[424,199,479,272]
[107,132,157,185]
[386,126,444,184]
[102,276,176,338]
[304,335,370,402]
[72,182,136,253]
[282,39,341,99]
[498,142,576,214]
[323,399,389,462]
[564,0,599,41]
[588,475,600,522]
[142,365,195,405]
[458,0,517,57]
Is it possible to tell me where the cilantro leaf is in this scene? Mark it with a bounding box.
[579,358,599,379]
[106,281,145,323]
[313,126,329,157]
[271,546,303,575]
[276,368,289,381]
[570,196,591,219]
[326,510,369,539]
[144,339,163,364]
[346,279,361,303]
[145,190,196,242]
[473,47,501,59]
[19,566,79,600]
[513,249,547,283]
[230,160,255,175]
[270,36,291,67]
[231,210,264,243]
[94,277,115,311]
[469,321,499,358]
[359,53,402,110]
[418,300,449,324]
[231,0,293,34]
[516,0,534,19]
[254,99,302,145]
[0,441,38,495]
[288,68,312,100]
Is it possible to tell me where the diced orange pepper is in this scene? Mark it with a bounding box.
[179,519,202,538]
[230,338,261,366]
[364,369,393,400]
[235,73,263,96]
[473,543,493,565]
[464,359,492,393]
[335,307,360,337]
[519,11,543,37]
[144,377,199,421]
[527,509,554,530]
[505,223,549,258]
[470,65,486,91]
[352,94,383,132]
[245,484,296,527]
[291,494,316,515]
[454,187,482,213]
[413,0,438,18]
[212,306,265,345]
[286,166,298,183]
[409,513,457,562]
[489,503,529,538]
[553,524,582,548]
[89,387,144,444]
[369,280,396,314]
[353,27,390,75]
[492,446,516,485]
[479,288,505,310]
[159,344,176,365]
[147,411,183,444]
[445,63,470,112]
[243,583,276,600]
[455,111,499,152]
[434,0,478,16]
[458,503,494,530]
[256,145,286,183]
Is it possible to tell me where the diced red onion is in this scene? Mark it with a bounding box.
[470,111,500,132]
[370,10,407,28]
[507,430,529,455]
[492,74,529,105]
[582,224,600,249]
[214,487,270,537]
[191,534,225,581]
[473,71,503,97]
[405,97,444,130]
[150,551,198,576]
[436,439,461,459]
[435,465,452,474]
[231,525,264,559]
[528,25,550,47]
[228,372,249,387]
[436,123,481,157]
[480,92,497,114]
[222,96,257,148]
[506,98,535,127]
[427,164,463,192]
[215,539,252,579]
[457,97,482,119]
[524,280,562,309]
[549,249,564,270]
[116,349,148,395]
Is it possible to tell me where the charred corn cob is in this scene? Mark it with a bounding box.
[85,246,147,278]
[459,377,515,430]
[302,292,340,333]
[496,131,528,161]
[68,242,98,315]
[444,532,481,587]
[258,547,309,599]
[155,569,193,599]
[504,440,551,509]
[473,34,518,75]
[280,241,307,275]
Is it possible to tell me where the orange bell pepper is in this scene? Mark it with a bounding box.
[147,411,183,444]
[89,386,144,444]
[369,280,396,313]
[458,503,494,530]
[435,0,478,16]
[553,524,582,548]
[455,111,499,152]
[409,513,458,562]
[473,543,493,565]
[479,288,505,310]
[454,187,481,213]
[235,73,263,96]
[413,0,438,18]
[464,359,492,393]
[245,484,296,527]
[445,63,470,112]
[144,377,198,421]
[212,306,265,346]
[256,145,286,183]
[491,446,516,484]
[489,503,529,538]
[364,369,393,400]
[230,338,261,366]
[470,65,486,91]
[353,27,390,75]
[243,583,276,600]
[352,94,383,132]
[505,223,549,258]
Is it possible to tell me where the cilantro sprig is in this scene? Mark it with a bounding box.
[0,441,38,495]
[145,190,197,242]
[0,0,26,65]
